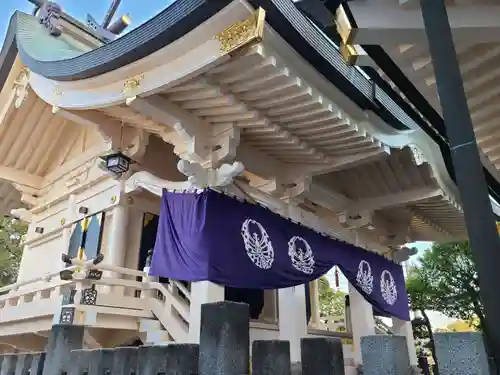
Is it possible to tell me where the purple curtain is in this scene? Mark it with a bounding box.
[150,189,410,320]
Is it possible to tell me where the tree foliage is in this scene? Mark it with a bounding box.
[0,217,27,289]
[318,276,346,318]
[445,320,477,332]
[406,241,482,331]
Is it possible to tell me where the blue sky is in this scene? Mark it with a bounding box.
[0,0,174,40]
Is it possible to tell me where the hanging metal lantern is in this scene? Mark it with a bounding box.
[99,151,133,174]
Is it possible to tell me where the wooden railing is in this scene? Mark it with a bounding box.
[0,259,191,343]
[1,259,355,352]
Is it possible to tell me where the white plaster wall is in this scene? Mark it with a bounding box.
[17,233,64,283]
[250,323,279,343]
[16,178,119,284]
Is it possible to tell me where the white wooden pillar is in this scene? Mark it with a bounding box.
[105,200,129,295]
[51,194,77,298]
[348,282,375,365]
[392,318,418,367]
[278,285,308,363]
[107,202,129,270]
[188,281,225,343]
[61,194,77,267]
[261,290,278,322]
[310,280,321,327]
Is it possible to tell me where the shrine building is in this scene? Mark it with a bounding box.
[1,1,495,374]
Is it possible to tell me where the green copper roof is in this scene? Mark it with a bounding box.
[15,12,86,62]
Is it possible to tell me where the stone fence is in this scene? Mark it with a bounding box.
[0,302,491,375]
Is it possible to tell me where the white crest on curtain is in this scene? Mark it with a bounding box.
[380,270,398,305]
[241,219,275,269]
[356,260,374,294]
[288,236,315,274]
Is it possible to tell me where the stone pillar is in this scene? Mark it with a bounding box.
[348,283,375,365]
[139,345,199,375]
[252,341,291,375]
[188,281,224,343]
[361,335,410,375]
[392,318,418,369]
[42,325,84,375]
[0,355,16,375]
[14,354,32,375]
[111,347,139,375]
[29,353,45,375]
[278,285,308,363]
[434,332,489,375]
[198,301,250,375]
[301,337,345,375]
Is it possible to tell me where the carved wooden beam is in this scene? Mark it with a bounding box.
[125,160,245,196]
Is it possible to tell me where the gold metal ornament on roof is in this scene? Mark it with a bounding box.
[335,4,360,66]
[214,8,266,54]
[122,74,144,105]
[13,67,30,108]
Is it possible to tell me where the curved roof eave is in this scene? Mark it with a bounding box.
[12,0,500,218]
[0,15,19,92]
[14,0,229,81]
[325,1,500,214]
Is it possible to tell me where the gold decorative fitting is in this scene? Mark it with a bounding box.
[60,218,66,226]
[214,7,266,55]
[15,67,29,82]
[408,145,426,166]
[13,67,30,109]
[339,43,359,66]
[335,4,357,45]
[122,75,144,105]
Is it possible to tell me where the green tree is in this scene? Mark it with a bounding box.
[318,276,346,318]
[406,265,438,360]
[407,241,482,329]
[406,241,488,360]
[0,217,27,289]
